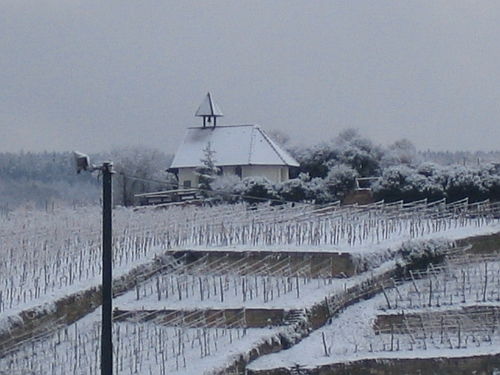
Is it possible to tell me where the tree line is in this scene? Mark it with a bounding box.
[210,130,500,205]
[0,148,173,211]
[2,132,500,211]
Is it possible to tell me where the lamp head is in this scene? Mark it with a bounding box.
[73,151,95,173]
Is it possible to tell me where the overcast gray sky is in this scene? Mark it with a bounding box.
[1,1,500,154]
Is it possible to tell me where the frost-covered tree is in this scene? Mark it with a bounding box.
[276,173,314,202]
[382,139,420,167]
[443,165,487,203]
[373,163,449,203]
[292,142,337,178]
[104,146,174,206]
[371,161,500,204]
[233,176,279,205]
[412,163,447,201]
[0,151,100,210]
[97,132,500,207]
[479,163,500,201]
[292,128,382,179]
[194,142,220,194]
[313,164,359,204]
[333,129,383,176]
[371,165,415,202]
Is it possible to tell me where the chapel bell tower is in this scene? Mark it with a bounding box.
[195,92,224,127]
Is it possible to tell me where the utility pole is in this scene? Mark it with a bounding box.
[101,162,113,375]
[73,152,115,375]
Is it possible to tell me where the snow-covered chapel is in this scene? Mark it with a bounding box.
[168,93,299,189]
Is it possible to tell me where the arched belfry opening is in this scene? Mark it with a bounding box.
[195,92,224,127]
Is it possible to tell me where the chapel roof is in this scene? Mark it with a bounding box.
[169,124,299,169]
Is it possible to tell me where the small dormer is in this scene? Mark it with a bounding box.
[195,92,224,127]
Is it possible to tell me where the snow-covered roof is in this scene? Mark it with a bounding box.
[195,92,224,118]
[169,124,300,169]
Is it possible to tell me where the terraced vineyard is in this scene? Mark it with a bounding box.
[1,199,500,374]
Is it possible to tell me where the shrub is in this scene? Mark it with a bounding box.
[277,173,314,202]
[233,177,280,205]
[394,238,450,278]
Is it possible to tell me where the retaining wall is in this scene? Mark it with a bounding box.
[114,308,287,328]
[248,354,500,375]
[168,250,356,277]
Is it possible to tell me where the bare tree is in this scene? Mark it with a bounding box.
[103,146,174,206]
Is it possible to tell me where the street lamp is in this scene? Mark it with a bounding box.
[73,152,114,375]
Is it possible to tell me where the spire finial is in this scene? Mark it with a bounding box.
[195,92,224,127]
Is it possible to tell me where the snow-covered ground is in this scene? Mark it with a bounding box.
[3,201,487,318]
[2,201,500,374]
[248,294,500,373]
[248,256,500,373]
[0,306,282,375]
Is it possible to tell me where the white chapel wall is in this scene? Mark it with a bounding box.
[178,165,290,188]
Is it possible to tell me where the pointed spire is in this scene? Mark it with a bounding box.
[195,92,224,127]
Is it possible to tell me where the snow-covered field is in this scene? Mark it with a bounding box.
[115,274,349,311]
[1,200,495,315]
[1,305,279,375]
[1,200,500,374]
[248,256,500,373]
